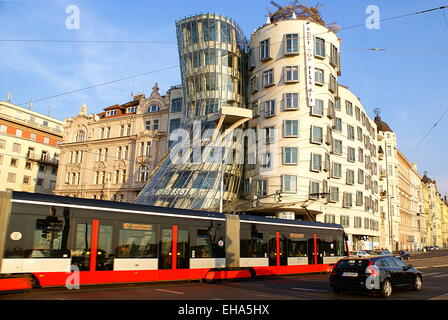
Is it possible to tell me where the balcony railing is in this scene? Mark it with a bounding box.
[26,152,59,165]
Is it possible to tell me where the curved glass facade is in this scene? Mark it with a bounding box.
[135,14,250,211]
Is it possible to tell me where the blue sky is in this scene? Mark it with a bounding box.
[1,0,447,194]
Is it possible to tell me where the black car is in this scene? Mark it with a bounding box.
[424,246,435,252]
[329,256,422,298]
[394,250,410,261]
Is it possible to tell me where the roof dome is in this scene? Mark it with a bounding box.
[375,116,393,133]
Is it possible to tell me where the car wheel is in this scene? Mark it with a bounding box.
[380,279,393,298]
[333,287,344,295]
[413,275,423,291]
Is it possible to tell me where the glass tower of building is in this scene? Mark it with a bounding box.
[135,14,252,211]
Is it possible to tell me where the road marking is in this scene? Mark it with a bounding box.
[423,272,441,276]
[432,274,447,278]
[292,288,328,293]
[155,289,184,295]
[416,264,448,269]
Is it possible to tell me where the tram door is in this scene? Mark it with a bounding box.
[177,229,190,269]
[159,228,172,269]
[268,233,288,266]
[72,221,92,271]
[307,236,324,264]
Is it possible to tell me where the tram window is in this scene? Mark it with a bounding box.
[116,229,158,258]
[192,229,225,258]
[322,235,344,256]
[240,231,267,258]
[288,240,307,257]
[97,225,114,271]
[5,215,66,258]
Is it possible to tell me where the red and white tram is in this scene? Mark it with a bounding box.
[0,191,347,291]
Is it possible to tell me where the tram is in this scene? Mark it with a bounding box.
[0,191,347,290]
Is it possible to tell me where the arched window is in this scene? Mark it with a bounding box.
[149,105,161,113]
[139,165,149,182]
[76,130,86,142]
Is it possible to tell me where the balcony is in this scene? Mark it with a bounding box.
[26,152,59,166]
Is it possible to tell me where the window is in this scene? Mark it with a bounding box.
[43,137,50,144]
[357,127,363,141]
[310,181,320,198]
[343,192,353,208]
[285,66,299,82]
[282,175,297,193]
[315,68,324,85]
[354,217,362,229]
[171,98,182,113]
[332,163,342,178]
[0,139,5,149]
[138,165,150,182]
[340,216,350,227]
[261,152,272,169]
[120,125,125,137]
[106,110,117,117]
[170,118,181,133]
[356,191,363,206]
[263,69,274,87]
[347,125,355,140]
[265,126,275,144]
[241,228,267,258]
[346,169,355,185]
[312,99,324,116]
[348,147,356,162]
[311,153,322,172]
[358,148,364,163]
[257,180,267,197]
[0,125,6,133]
[39,164,46,173]
[123,146,129,159]
[311,126,323,144]
[204,49,217,66]
[37,178,44,187]
[126,124,131,136]
[260,39,271,61]
[355,106,361,121]
[315,37,326,57]
[346,101,353,116]
[285,34,299,54]
[334,98,341,110]
[149,105,161,113]
[23,176,31,184]
[250,75,259,93]
[30,133,36,141]
[325,215,336,224]
[25,161,32,170]
[283,120,298,137]
[117,225,157,258]
[330,44,339,66]
[10,158,18,167]
[334,118,342,131]
[16,129,22,137]
[153,120,159,130]
[329,74,337,93]
[7,173,16,183]
[329,187,339,202]
[145,121,151,130]
[358,169,365,184]
[117,147,122,160]
[333,139,342,155]
[283,93,299,110]
[12,143,21,153]
[283,147,298,165]
[265,100,276,117]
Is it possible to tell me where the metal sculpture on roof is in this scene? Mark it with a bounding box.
[267,1,339,32]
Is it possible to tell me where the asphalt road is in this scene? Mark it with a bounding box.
[1,250,447,301]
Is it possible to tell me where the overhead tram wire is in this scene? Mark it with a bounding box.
[409,107,448,157]
[15,65,180,107]
[1,5,447,51]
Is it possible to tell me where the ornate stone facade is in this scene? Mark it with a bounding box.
[54,84,182,202]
